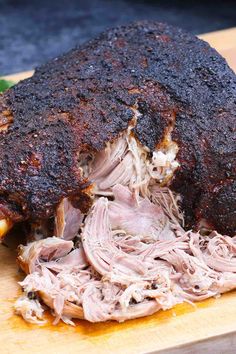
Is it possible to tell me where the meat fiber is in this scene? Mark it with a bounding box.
[54,198,83,240]
[0,21,235,236]
[15,132,236,324]
[15,187,236,324]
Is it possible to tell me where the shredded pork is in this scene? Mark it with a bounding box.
[15,131,236,325]
[54,198,83,240]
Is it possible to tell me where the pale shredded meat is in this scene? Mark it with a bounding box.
[54,198,83,240]
[89,132,150,197]
[15,132,236,325]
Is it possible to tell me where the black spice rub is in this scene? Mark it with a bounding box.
[0,21,235,235]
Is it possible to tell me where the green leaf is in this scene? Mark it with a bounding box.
[0,79,15,93]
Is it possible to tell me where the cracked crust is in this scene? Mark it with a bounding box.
[0,21,235,234]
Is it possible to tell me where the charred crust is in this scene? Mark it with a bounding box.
[69,185,94,214]
[0,21,235,234]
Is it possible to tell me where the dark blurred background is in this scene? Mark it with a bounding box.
[1,0,236,75]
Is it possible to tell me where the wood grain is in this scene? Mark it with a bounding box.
[1,28,236,354]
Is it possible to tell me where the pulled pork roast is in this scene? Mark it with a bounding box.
[0,19,234,325]
[15,130,236,325]
[0,21,235,237]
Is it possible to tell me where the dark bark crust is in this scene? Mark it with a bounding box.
[0,21,235,234]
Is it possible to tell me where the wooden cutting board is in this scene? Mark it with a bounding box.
[1,28,236,354]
